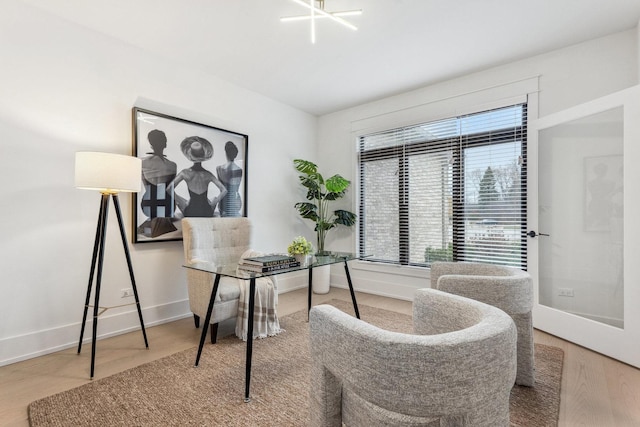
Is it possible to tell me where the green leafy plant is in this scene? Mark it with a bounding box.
[294,159,356,254]
[287,236,313,256]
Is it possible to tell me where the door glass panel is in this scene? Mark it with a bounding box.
[538,107,623,328]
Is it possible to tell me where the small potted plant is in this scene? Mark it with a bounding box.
[288,236,313,266]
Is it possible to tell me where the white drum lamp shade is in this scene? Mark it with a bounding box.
[75,152,141,193]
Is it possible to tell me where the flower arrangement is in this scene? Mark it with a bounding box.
[287,236,313,256]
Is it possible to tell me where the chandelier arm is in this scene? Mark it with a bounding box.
[289,0,358,31]
[281,11,362,22]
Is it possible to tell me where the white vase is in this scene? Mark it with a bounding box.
[294,254,310,267]
[312,264,331,294]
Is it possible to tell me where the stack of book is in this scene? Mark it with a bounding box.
[238,254,300,273]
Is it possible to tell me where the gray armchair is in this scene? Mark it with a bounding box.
[309,288,517,427]
[430,261,535,386]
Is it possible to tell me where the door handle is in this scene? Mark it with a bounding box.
[527,230,550,238]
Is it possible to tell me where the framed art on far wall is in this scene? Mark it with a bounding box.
[584,154,622,233]
[132,107,248,243]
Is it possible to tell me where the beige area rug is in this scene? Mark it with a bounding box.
[29,301,563,426]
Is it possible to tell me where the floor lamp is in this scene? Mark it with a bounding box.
[75,152,149,378]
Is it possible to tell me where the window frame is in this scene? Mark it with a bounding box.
[357,104,528,269]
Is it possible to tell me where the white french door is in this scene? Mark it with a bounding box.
[528,86,640,368]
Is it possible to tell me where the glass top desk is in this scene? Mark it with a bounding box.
[184,252,367,402]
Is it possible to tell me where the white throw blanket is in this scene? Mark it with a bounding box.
[235,250,284,341]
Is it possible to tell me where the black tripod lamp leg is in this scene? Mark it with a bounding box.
[112,194,148,348]
[90,193,110,379]
[78,195,108,354]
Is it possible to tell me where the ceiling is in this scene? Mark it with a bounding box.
[22,0,640,116]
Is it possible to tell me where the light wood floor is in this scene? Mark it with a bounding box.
[1,288,639,426]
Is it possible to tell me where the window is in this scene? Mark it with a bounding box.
[357,104,527,269]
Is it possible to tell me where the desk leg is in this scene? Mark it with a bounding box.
[307,267,313,321]
[194,274,221,367]
[245,278,256,403]
[344,260,360,319]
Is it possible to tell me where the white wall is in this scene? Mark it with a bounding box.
[0,1,316,366]
[318,28,638,300]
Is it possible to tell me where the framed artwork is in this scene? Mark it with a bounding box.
[584,155,623,232]
[132,107,248,243]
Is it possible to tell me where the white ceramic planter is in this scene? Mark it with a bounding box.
[294,254,311,267]
[312,264,331,294]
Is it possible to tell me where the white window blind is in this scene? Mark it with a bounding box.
[358,103,527,269]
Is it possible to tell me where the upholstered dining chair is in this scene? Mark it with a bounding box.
[182,217,279,343]
[309,288,517,427]
[430,261,535,386]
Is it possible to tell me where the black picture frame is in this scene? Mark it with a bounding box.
[132,107,248,243]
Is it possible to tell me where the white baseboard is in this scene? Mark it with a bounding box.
[274,271,308,293]
[276,265,426,302]
[329,270,424,301]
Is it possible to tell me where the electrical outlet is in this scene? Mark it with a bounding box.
[121,288,134,298]
[558,288,574,297]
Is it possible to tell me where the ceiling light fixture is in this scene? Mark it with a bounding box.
[281,0,362,44]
